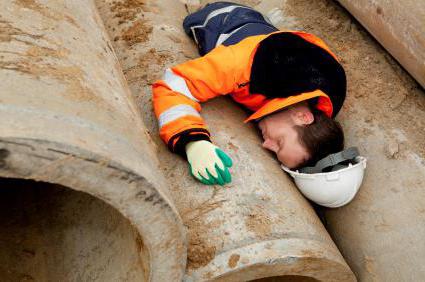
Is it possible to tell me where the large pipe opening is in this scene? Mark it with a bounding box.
[0,178,148,281]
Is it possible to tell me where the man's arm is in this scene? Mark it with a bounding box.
[152,44,238,155]
[152,44,237,185]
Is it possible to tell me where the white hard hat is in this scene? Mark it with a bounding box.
[281,148,367,208]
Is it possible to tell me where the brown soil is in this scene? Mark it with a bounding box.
[123,48,171,86]
[182,198,226,269]
[228,254,240,268]
[245,204,272,239]
[118,19,153,46]
[186,227,217,269]
[110,0,154,46]
[110,0,148,23]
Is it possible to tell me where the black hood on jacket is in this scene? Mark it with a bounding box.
[250,32,347,117]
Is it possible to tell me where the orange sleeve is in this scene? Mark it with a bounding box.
[152,44,238,156]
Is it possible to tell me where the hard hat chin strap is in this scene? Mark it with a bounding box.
[300,147,359,174]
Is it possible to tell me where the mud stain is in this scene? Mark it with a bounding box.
[0,58,101,103]
[245,204,272,239]
[228,254,240,268]
[0,19,43,44]
[14,0,80,29]
[182,197,226,269]
[0,18,105,104]
[110,0,149,23]
[117,19,153,46]
[123,48,171,85]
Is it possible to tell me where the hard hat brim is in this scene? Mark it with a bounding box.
[281,156,367,208]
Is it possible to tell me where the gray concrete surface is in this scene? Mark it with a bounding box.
[0,0,186,281]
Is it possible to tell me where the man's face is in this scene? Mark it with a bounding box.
[258,105,313,169]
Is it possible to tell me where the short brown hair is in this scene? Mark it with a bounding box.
[294,108,344,168]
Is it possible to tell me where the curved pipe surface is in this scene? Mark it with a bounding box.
[0,1,186,281]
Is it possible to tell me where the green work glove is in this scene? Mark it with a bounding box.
[185,140,233,185]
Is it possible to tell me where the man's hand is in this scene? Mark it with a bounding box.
[185,140,233,185]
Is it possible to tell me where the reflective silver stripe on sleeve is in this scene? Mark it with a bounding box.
[158,104,200,128]
[190,5,253,44]
[163,68,199,102]
[215,23,249,47]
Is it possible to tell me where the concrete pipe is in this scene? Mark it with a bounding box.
[336,0,425,88]
[0,1,186,281]
[0,178,146,281]
[262,0,425,280]
[96,0,356,281]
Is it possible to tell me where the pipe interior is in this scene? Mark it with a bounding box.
[0,178,147,281]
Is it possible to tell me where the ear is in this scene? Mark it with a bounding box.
[293,110,314,126]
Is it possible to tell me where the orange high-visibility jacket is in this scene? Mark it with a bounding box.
[152,31,345,156]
